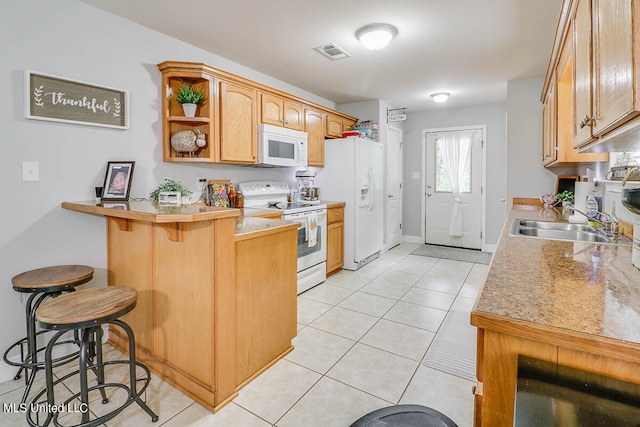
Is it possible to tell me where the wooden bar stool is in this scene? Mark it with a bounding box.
[27,286,158,427]
[4,265,93,404]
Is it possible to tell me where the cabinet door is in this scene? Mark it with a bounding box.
[219,80,258,163]
[542,76,557,165]
[343,118,357,133]
[591,0,638,136]
[283,100,303,130]
[573,0,594,148]
[260,93,283,127]
[305,108,325,166]
[260,93,302,130]
[325,113,343,138]
[326,221,344,275]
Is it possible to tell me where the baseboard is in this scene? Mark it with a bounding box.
[483,244,497,253]
[403,235,422,244]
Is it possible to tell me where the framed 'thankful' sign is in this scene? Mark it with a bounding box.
[24,70,129,129]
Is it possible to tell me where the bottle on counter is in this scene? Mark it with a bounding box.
[228,183,237,208]
[235,191,244,208]
[586,192,599,227]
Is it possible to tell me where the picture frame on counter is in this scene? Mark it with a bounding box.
[102,161,135,201]
[24,70,129,129]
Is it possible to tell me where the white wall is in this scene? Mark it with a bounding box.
[401,103,507,246]
[0,0,340,381]
[505,78,577,204]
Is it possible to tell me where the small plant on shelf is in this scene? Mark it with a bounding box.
[175,83,205,105]
[150,178,193,201]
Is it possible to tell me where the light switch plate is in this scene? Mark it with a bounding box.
[412,172,420,180]
[22,161,39,181]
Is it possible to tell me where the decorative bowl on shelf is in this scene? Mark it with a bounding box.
[170,130,198,156]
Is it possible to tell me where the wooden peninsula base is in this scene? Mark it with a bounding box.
[62,201,298,412]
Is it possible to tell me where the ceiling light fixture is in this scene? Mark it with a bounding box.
[355,23,398,50]
[431,92,450,103]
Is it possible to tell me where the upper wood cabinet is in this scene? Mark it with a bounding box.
[542,75,557,166]
[218,80,258,164]
[325,113,344,138]
[325,114,356,138]
[543,0,640,153]
[260,93,303,130]
[160,67,216,163]
[304,108,325,166]
[572,0,594,148]
[545,19,608,167]
[157,61,358,165]
[590,0,639,137]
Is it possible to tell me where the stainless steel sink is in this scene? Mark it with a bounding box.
[516,220,594,232]
[509,219,632,245]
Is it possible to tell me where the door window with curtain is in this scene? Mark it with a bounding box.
[435,130,475,237]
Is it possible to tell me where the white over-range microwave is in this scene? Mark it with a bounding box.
[258,123,308,167]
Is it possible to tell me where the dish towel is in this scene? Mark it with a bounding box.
[306,213,318,247]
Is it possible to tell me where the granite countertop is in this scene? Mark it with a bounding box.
[324,201,346,208]
[62,200,297,239]
[472,206,640,347]
[235,207,295,238]
[62,200,240,223]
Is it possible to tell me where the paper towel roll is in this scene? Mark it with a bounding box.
[569,181,595,222]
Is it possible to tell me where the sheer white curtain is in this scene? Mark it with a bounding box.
[440,131,473,237]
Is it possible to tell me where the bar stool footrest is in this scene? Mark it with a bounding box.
[27,360,156,427]
[3,332,80,370]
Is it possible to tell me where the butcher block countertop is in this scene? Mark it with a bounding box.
[471,206,640,356]
[61,201,296,237]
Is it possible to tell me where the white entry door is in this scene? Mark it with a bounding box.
[386,126,403,249]
[424,128,483,249]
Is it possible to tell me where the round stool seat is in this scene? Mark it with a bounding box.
[37,286,137,330]
[350,405,458,427]
[12,265,93,293]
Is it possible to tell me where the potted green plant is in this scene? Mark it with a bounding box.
[175,83,205,117]
[150,178,193,204]
[555,190,575,207]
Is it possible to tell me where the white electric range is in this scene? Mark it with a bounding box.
[238,181,327,294]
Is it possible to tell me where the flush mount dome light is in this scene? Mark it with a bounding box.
[431,92,450,103]
[356,23,398,50]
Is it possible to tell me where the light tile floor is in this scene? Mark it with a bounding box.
[0,243,485,426]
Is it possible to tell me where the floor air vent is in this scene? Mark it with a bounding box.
[315,43,350,60]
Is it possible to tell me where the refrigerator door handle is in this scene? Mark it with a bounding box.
[368,167,375,215]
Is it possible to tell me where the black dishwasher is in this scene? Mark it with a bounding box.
[515,355,640,426]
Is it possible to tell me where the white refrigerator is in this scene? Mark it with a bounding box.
[315,137,384,270]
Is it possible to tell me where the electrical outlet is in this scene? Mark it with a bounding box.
[196,177,206,189]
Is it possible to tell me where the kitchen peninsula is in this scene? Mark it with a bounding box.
[471,206,640,426]
[61,201,298,412]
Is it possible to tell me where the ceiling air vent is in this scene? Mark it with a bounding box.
[315,43,350,60]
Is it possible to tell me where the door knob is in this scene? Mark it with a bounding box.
[427,192,432,197]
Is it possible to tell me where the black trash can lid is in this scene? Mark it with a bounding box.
[349,404,459,427]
